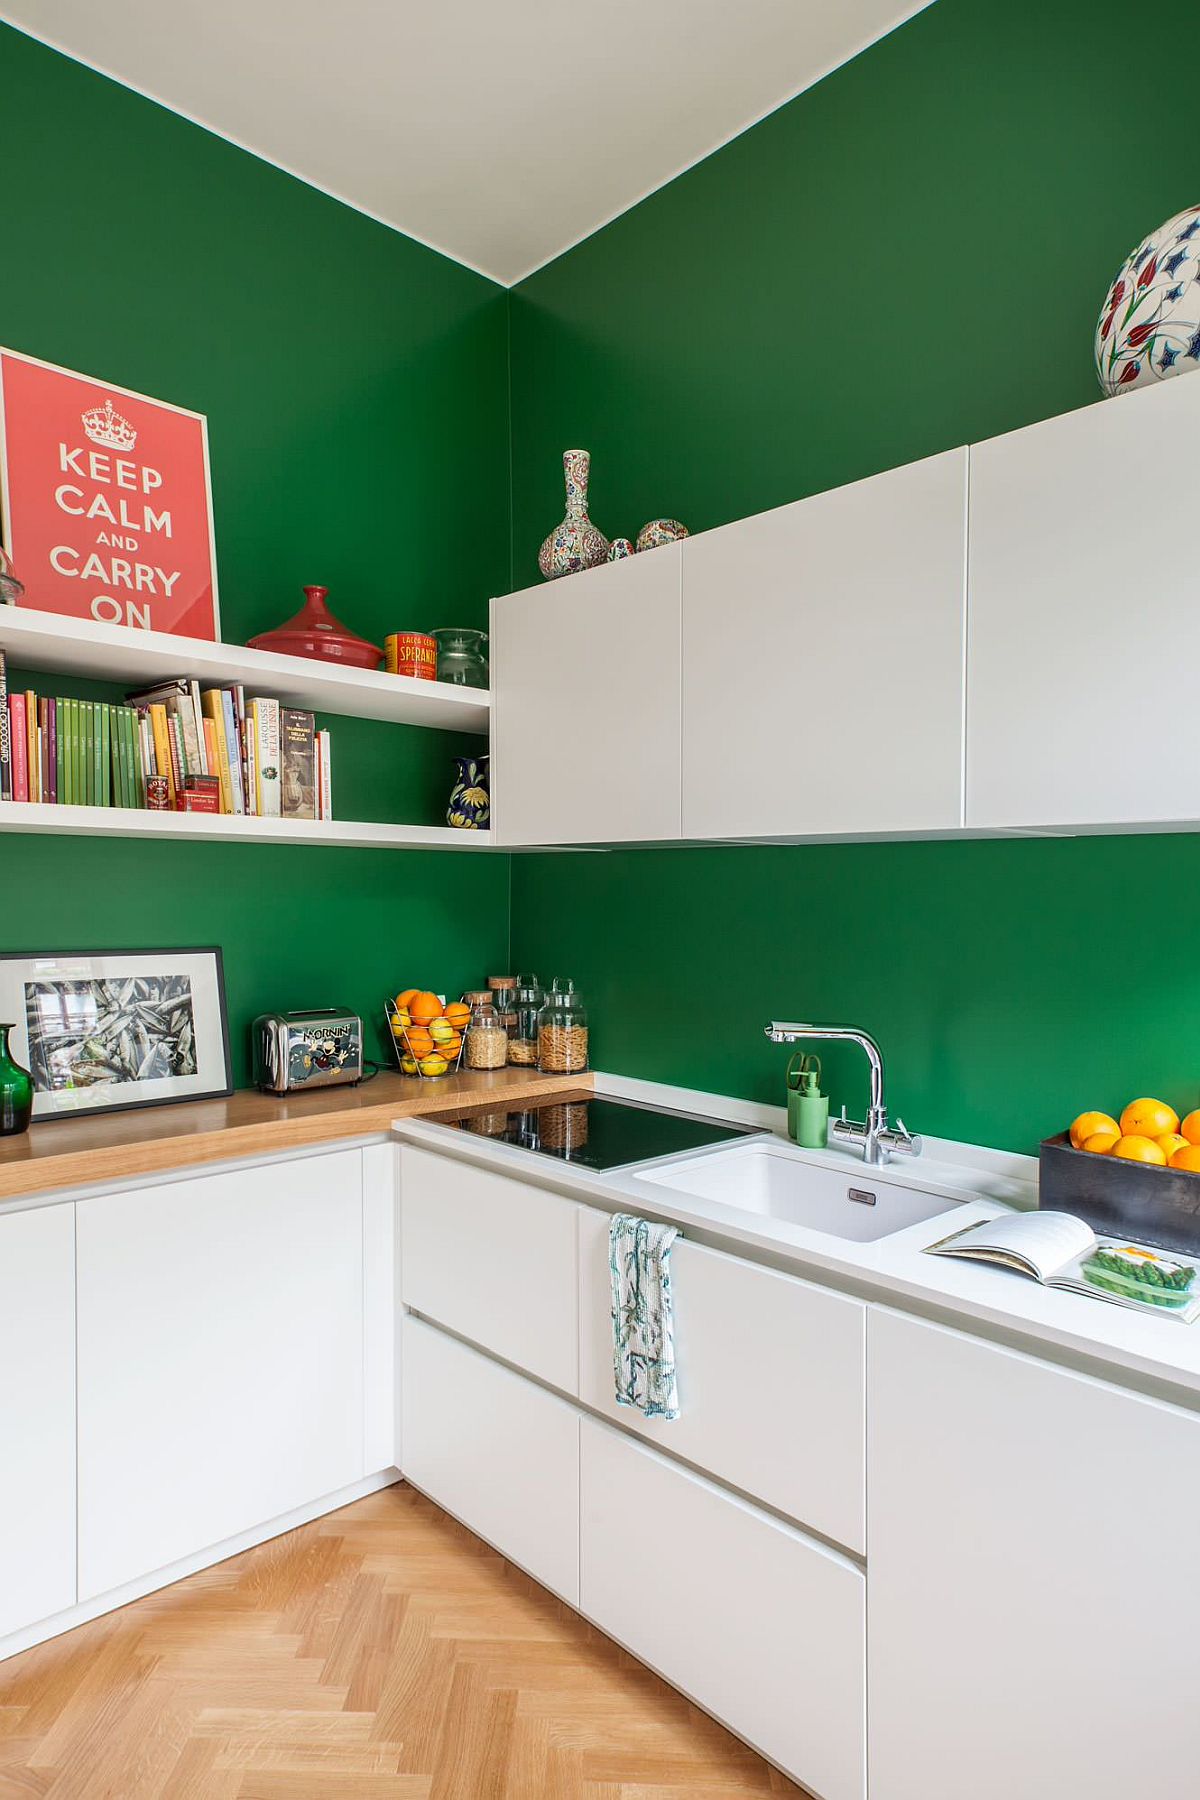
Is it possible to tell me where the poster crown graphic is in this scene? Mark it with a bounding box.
[81,397,138,452]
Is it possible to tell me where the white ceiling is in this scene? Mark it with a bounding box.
[3,0,932,285]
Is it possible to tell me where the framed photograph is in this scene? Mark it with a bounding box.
[0,947,232,1122]
[0,346,220,640]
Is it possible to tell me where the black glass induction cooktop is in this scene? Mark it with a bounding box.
[424,1093,763,1172]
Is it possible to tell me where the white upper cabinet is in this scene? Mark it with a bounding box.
[0,1204,76,1642]
[490,547,683,845]
[682,450,968,839]
[967,375,1200,829]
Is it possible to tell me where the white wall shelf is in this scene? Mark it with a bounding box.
[0,605,489,734]
[0,801,493,851]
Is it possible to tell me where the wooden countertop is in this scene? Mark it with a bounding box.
[0,1067,594,1203]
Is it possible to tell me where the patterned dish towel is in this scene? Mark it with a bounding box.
[609,1213,681,1420]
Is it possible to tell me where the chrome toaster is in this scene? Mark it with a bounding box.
[253,1009,364,1093]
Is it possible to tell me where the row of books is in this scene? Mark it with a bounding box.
[0,651,333,820]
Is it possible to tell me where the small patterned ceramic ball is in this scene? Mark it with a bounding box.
[636,518,689,553]
[1096,204,1200,396]
[607,537,635,561]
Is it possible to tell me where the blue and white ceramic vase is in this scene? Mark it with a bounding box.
[538,450,609,579]
[1096,204,1200,396]
[447,754,490,830]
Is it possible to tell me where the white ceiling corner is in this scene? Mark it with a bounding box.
[2,1,934,285]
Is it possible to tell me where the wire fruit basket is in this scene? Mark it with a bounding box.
[384,995,467,1079]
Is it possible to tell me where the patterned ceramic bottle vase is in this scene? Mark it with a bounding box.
[538,449,609,580]
[447,754,490,830]
[0,1023,33,1136]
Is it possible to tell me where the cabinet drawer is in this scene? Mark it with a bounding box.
[581,1420,865,1800]
[400,1146,578,1391]
[402,1317,579,1604]
[579,1208,865,1550]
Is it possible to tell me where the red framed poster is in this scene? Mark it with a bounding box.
[0,348,220,640]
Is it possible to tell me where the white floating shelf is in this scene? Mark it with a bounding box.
[0,802,493,851]
[0,605,489,733]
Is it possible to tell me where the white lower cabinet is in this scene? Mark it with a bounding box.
[0,1204,76,1638]
[76,1149,367,1599]
[868,1307,1200,1800]
[402,1316,579,1603]
[400,1146,579,1392]
[579,1208,865,1551]
[580,1419,866,1800]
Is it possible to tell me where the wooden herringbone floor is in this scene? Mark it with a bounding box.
[0,1482,805,1798]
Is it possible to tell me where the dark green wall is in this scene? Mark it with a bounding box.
[508,0,1200,1153]
[0,24,511,1083]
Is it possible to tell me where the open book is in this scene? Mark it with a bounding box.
[927,1210,1200,1322]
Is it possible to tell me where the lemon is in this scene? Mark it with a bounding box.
[1070,1111,1120,1150]
[1081,1130,1120,1154]
[428,1018,455,1044]
[419,1053,448,1077]
[1110,1134,1168,1165]
[1119,1098,1179,1139]
[400,1055,419,1076]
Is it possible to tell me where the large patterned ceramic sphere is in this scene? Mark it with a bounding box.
[1095,205,1200,396]
[636,518,689,553]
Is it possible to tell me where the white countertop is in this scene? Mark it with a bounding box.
[393,1071,1200,1412]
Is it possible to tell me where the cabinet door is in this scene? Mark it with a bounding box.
[77,1150,365,1599]
[581,1420,865,1800]
[868,1307,1200,1800]
[967,375,1200,828]
[402,1317,579,1603]
[682,450,966,838]
[0,1204,75,1639]
[400,1145,578,1392]
[490,546,683,845]
[578,1207,864,1550]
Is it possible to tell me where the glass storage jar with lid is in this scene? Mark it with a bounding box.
[430,628,488,689]
[538,979,588,1074]
[508,973,543,1066]
[465,1000,508,1070]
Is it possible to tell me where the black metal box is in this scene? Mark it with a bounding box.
[1039,1132,1200,1254]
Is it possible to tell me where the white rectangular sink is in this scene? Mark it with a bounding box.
[635,1138,960,1243]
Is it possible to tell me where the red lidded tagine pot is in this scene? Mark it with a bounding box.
[247,586,383,670]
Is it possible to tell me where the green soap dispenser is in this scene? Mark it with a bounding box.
[786,1052,828,1149]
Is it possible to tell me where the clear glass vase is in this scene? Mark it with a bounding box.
[430,628,488,688]
[0,1024,33,1135]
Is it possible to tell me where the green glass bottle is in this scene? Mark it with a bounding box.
[0,1023,33,1136]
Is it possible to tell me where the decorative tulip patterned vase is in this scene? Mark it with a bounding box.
[608,537,635,561]
[538,450,609,579]
[447,754,490,830]
[1096,204,1200,396]
[636,518,689,553]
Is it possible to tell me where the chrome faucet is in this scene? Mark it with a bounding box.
[765,1022,922,1166]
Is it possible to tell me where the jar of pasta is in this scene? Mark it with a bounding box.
[537,979,588,1074]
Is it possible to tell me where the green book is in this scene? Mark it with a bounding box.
[89,701,100,807]
[109,705,122,808]
[55,698,65,804]
[101,705,111,808]
[117,708,130,808]
[79,701,90,807]
[123,707,138,808]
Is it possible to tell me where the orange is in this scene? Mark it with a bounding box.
[1157,1132,1189,1160]
[395,988,419,1010]
[1119,1097,1179,1139]
[1081,1130,1120,1154]
[1180,1110,1200,1145]
[1069,1111,1120,1150]
[1110,1134,1168,1165]
[439,1031,462,1057]
[444,1002,470,1029]
[404,1028,435,1059]
[409,991,443,1025]
[1170,1144,1200,1172]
